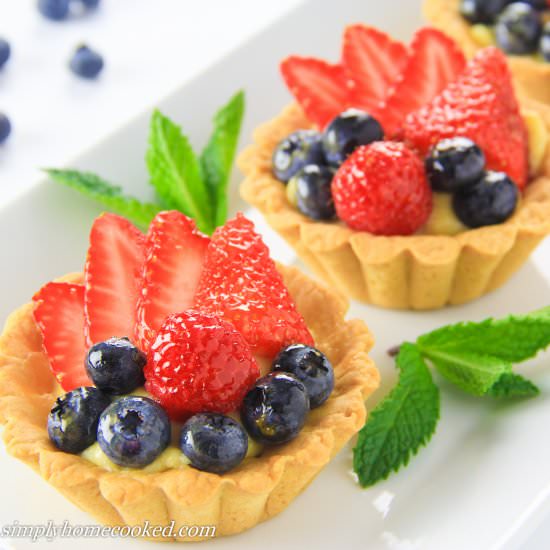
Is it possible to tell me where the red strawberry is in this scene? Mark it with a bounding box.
[342,25,408,119]
[403,47,528,189]
[380,28,466,136]
[331,141,432,235]
[280,56,348,128]
[84,213,145,347]
[136,211,210,351]
[193,213,314,357]
[33,282,91,391]
[145,310,260,420]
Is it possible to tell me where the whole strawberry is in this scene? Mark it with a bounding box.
[144,310,260,420]
[331,142,432,236]
[403,47,528,189]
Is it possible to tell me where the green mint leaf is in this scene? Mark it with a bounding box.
[200,90,245,227]
[487,373,540,398]
[353,343,440,487]
[424,350,511,396]
[147,110,213,234]
[417,307,550,364]
[45,169,161,229]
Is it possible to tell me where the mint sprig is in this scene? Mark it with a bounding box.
[354,306,550,487]
[45,91,245,234]
[353,343,439,487]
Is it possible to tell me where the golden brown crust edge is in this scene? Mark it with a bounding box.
[0,268,379,542]
[238,102,550,310]
[423,0,550,105]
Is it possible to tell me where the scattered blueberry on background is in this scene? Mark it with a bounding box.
[0,37,10,69]
[69,44,104,79]
[37,0,101,21]
[0,114,11,145]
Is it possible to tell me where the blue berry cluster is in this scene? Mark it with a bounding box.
[48,338,335,475]
[425,137,519,228]
[272,109,384,221]
[460,0,550,60]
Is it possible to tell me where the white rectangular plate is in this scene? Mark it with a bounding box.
[1,1,550,549]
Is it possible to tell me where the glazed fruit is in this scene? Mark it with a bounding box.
[322,109,384,166]
[85,337,146,395]
[194,213,314,356]
[241,372,309,445]
[38,0,70,20]
[84,213,145,346]
[341,25,408,117]
[495,3,542,55]
[0,38,10,69]
[541,22,550,61]
[48,387,111,454]
[403,47,528,189]
[97,396,170,468]
[69,45,104,79]
[425,137,486,192]
[0,113,11,144]
[380,28,466,135]
[280,57,347,128]
[331,141,432,235]
[272,130,325,182]
[33,282,90,390]
[460,0,512,23]
[289,165,336,221]
[452,170,519,227]
[179,413,249,474]
[136,211,209,351]
[272,344,334,408]
[145,310,260,420]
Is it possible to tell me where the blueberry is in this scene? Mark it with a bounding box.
[322,109,384,167]
[425,138,486,193]
[495,2,542,55]
[241,372,309,445]
[272,344,334,408]
[0,113,11,144]
[69,45,104,79]
[521,0,547,10]
[460,0,513,23]
[452,171,518,228]
[37,0,70,20]
[179,413,248,474]
[97,396,170,468]
[81,0,101,8]
[289,164,336,221]
[272,130,325,183]
[48,387,111,454]
[0,38,10,69]
[540,22,550,61]
[86,337,146,395]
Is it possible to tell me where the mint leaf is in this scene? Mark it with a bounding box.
[200,90,245,227]
[45,169,161,229]
[417,307,550,363]
[147,110,213,234]
[353,343,440,487]
[488,373,540,398]
[425,350,511,396]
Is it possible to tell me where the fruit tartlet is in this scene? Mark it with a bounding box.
[424,0,550,105]
[0,211,378,540]
[239,25,550,310]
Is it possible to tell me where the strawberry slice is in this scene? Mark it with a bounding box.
[84,213,145,346]
[403,47,528,189]
[33,282,90,391]
[342,25,408,119]
[380,27,466,136]
[136,211,210,351]
[193,213,314,357]
[280,56,348,128]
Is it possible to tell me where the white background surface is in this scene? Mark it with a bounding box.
[0,1,550,549]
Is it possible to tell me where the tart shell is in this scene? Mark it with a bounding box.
[238,103,550,310]
[423,0,550,105]
[0,268,379,541]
